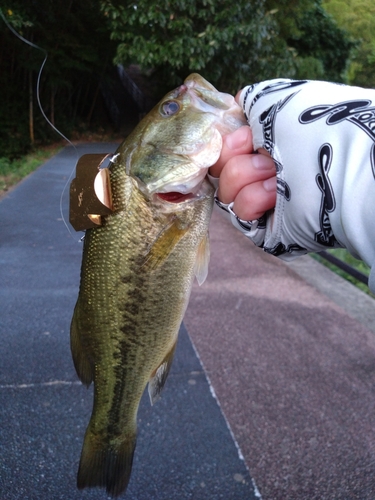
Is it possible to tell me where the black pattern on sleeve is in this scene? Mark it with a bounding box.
[314,144,338,247]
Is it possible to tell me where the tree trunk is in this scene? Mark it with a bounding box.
[29,70,34,145]
[86,58,109,126]
[50,87,55,127]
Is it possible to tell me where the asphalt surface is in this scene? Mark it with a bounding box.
[0,144,257,500]
[2,143,375,500]
[185,212,375,500]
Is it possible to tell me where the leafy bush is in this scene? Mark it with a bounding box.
[312,248,372,296]
[0,146,61,193]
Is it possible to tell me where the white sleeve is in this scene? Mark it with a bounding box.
[228,79,375,292]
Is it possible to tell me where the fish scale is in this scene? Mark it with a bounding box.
[71,175,214,495]
[70,73,246,496]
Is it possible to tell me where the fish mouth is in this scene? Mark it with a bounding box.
[154,176,213,206]
[156,191,194,203]
[147,167,208,196]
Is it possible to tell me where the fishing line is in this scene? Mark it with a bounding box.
[0,8,78,238]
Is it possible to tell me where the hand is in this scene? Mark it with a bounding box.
[209,78,375,277]
[210,104,277,222]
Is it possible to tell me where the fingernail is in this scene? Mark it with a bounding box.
[225,127,250,150]
[252,154,275,170]
[263,177,277,192]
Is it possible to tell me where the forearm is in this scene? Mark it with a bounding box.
[218,79,375,291]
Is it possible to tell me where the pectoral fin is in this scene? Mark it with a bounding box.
[148,340,177,405]
[194,232,210,286]
[143,218,188,271]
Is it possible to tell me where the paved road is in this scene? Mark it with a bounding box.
[185,213,375,500]
[2,144,375,500]
[0,145,258,499]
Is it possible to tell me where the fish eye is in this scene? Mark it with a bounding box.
[160,100,180,117]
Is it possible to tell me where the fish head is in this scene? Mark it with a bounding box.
[116,73,247,202]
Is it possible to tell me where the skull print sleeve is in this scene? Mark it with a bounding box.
[216,79,375,292]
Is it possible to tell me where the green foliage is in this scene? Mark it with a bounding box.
[0,146,61,193]
[101,0,354,96]
[263,0,354,84]
[312,248,373,296]
[265,0,321,37]
[0,0,117,158]
[322,0,375,88]
[100,0,287,94]
[289,2,355,82]
[0,0,359,161]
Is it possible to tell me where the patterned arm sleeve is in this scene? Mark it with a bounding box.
[234,79,375,292]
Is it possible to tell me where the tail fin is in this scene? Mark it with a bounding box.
[77,430,137,497]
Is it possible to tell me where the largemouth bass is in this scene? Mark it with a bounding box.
[70,73,246,497]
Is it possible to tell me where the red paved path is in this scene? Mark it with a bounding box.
[184,210,375,500]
